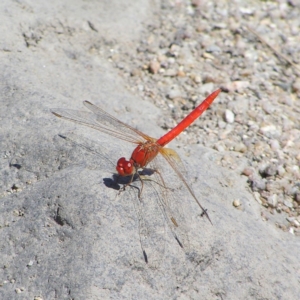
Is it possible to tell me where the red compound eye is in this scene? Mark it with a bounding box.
[116,157,134,176]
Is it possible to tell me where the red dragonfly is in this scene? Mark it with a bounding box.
[51,89,221,224]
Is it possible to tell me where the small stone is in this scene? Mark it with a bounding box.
[277,165,286,176]
[137,85,144,92]
[286,165,300,177]
[202,75,215,84]
[205,45,222,53]
[270,139,281,151]
[259,123,277,135]
[164,68,177,77]
[262,102,275,114]
[264,164,277,177]
[254,192,262,205]
[218,120,226,129]
[221,81,250,93]
[250,177,266,191]
[224,109,235,123]
[130,68,142,77]
[284,199,294,208]
[214,143,225,152]
[292,77,300,93]
[287,216,295,223]
[177,70,186,77]
[261,211,268,221]
[191,0,202,7]
[27,260,34,267]
[242,167,255,177]
[167,88,182,99]
[234,143,247,153]
[198,82,214,94]
[294,220,300,227]
[233,199,241,207]
[247,120,259,131]
[279,92,294,105]
[267,194,278,207]
[149,60,160,74]
[190,74,202,83]
[202,52,215,60]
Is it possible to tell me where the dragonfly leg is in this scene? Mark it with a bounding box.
[135,172,144,199]
[117,172,144,199]
[117,173,134,193]
[139,168,174,191]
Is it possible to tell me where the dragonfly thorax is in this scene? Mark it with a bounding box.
[130,142,160,169]
[116,142,160,177]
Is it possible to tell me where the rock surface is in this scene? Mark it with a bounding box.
[1,1,299,299]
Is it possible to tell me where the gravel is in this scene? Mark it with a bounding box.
[90,0,300,234]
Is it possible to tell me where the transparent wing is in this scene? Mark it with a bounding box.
[121,178,167,267]
[144,155,191,252]
[51,101,154,144]
[159,147,212,224]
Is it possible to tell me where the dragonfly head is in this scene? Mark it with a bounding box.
[116,157,135,176]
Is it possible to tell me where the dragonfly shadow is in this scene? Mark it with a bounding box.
[139,168,156,176]
[103,177,121,191]
[103,173,142,192]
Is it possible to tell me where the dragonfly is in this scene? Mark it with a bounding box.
[51,88,221,224]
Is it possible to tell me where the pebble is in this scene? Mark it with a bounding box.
[217,120,226,129]
[234,143,247,153]
[198,82,214,95]
[267,194,278,207]
[242,167,255,177]
[105,1,300,232]
[15,287,25,293]
[27,260,34,267]
[149,60,160,74]
[167,86,182,99]
[205,45,222,54]
[214,143,225,152]
[292,77,300,93]
[190,73,202,84]
[164,69,177,77]
[224,109,235,123]
[250,177,266,191]
[259,123,277,135]
[277,165,286,176]
[254,192,262,205]
[262,102,275,114]
[130,68,142,77]
[284,199,294,208]
[221,81,250,93]
[264,164,278,177]
[270,139,281,151]
[233,199,241,207]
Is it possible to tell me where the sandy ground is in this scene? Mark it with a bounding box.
[1,0,300,299]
